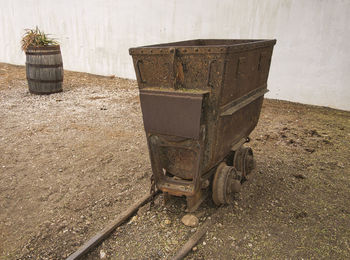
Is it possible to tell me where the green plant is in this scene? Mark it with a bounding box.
[21,26,59,51]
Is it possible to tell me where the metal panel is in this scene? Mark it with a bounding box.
[139,89,207,139]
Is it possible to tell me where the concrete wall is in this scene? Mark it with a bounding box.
[1,0,349,110]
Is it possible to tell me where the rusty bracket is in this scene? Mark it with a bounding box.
[169,47,178,89]
[136,60,146,83]
[207,59,217,88]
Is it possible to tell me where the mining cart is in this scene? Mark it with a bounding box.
[129,39,276,211]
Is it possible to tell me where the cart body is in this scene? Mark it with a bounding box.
[129,39,276,211]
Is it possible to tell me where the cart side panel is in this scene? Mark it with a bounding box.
[220,46,273,107]
[178,54,225,90]
[131,54,173,89]
[206,46,274,166]
[258,47,274,85]
[214,97,264,162]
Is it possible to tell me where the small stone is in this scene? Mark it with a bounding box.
[248,243,253,247]
[192,246,197,252]
[181,214,199,227]
[99,249,106,259]
[128,215,138,224]
[203,241,206,245]
[164,219,171,225]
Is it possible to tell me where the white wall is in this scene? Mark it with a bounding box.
[1,0,349,110]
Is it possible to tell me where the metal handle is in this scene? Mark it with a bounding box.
[207,59,217,87]
[236,57,246,77]
[170,48,177,89]
[136,60,146,83]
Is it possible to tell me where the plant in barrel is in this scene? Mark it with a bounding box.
[21,26,63,94]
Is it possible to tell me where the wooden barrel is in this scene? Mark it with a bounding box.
[25,45,63,94]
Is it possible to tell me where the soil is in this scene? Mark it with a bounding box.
[0,63,349,259]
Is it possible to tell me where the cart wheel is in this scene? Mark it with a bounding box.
[233,147,255,181]
[212,162,241,205]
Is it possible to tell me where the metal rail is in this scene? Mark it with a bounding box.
[65,190,222,260]
[66,191,159,260]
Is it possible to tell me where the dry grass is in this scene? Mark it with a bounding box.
[21,26,58,51]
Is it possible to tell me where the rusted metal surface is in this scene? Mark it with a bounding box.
[139,89,207,139]
[129,39,276,211]
[212,162,242,205]
[233,146,255,181]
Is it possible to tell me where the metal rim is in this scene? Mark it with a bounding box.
[244,147,255,180]
[233,146,254,181]
[212,162,226,205]
[212,163,241,205]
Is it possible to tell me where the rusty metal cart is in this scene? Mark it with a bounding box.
[129,39,276,211]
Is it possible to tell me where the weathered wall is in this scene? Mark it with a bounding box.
[1,0,349,110]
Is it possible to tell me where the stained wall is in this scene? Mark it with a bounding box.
[1,0,349,110]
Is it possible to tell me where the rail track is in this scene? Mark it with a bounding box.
[65,190,224,260]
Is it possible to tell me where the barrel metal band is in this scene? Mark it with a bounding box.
[26,51,61,55]
[27,78,63,83]
[26,63,63,68]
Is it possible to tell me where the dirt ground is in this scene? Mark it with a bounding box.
[0,62,349,259]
